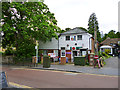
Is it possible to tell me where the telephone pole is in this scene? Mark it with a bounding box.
[94,20,98,55]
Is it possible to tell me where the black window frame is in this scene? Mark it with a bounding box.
[66,36,70,41]
[77,35,82,40]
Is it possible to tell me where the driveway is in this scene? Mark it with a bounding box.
[104,57,118,68]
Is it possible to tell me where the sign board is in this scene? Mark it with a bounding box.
[48,53,56,58]
[35,46,37,49]
[94,55,98,59]
[0,72,8,88]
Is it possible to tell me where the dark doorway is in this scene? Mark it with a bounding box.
[73,51,77,57]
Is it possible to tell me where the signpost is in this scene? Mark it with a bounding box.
[35,40,38,65]
[0,72,8,88]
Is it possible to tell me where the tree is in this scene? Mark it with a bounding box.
[65,28,71,31]
[102,30,120,41]
[102,33,108,41]
[115,32,120,38]
[2,1,60,59]
[77,27,87,32]
[107,30,116,38]
[88,13,101,42]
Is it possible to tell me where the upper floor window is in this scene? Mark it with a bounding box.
[77,35,82,40]
[66,36,70,41]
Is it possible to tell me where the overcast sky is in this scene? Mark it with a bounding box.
[44,0,119,34]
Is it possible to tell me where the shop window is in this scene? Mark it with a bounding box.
[77,35,82,40]
[66,36,70,41]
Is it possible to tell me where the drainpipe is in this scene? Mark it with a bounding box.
[89,37,90,50]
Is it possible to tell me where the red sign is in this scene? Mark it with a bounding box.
[94,55,98,59]
[72,47,75,50]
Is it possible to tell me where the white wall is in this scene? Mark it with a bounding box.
[39,38,58,49]
[59,33,92,50]
[39,33,92,50]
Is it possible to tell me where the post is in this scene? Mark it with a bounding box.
[94,21,98,55]
[36,40,38,65]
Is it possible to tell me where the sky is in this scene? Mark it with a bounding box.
[44,0,119,34]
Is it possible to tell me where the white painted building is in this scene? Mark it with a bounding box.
[39,27,93,62]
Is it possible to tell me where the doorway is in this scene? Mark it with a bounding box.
[73,51,77,57]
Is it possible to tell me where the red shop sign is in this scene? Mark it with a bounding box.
[72,47,75,50]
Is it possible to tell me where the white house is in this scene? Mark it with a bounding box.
[39,27,94,62]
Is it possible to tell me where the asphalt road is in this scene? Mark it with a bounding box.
[2,66,118,88]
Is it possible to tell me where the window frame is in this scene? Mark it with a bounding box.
[66,36,70,41]
[77,35,82,40]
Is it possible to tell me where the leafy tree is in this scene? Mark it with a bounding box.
[2,1,60,59]
[77,27,87,32]
[88,13,101,42]
[102,33,108,41]
[65,28,71,31]
[102,30,120,41]
[107,30,116,38]
[115,32,120,38]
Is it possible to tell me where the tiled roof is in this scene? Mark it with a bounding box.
[60,27,87,35]
[100,37,120,45]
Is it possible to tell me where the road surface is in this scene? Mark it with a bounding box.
[2,66,118,88]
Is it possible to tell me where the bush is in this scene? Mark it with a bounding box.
[105,49,111,54]
[98,51,102,58]
[43,55,51,68]
[4,47,14,56]
[102,52,112,59]
[74,57,86,66]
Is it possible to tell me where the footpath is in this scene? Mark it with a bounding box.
[2,57,119,76]
[32,57,119,76]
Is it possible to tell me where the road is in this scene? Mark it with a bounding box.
[2,66,118,88]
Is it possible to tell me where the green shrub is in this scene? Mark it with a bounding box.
[105,49,111,54]
[43,55,51,68]
[4,47,14,56]
[74,57,86,66]
[98,51,102,58]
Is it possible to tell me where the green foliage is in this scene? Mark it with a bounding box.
[107,30,116,38]
[43,55,51,68]
[2,2,61,59]
[65,28,71,31]
[102,30,120,41]
[88,13,102,43]
[74,57,86,66]
[98,51,102,58]
[102,52,111,58]
[14,38,36,59]
[4,47,14,55]
[105,49,111,54]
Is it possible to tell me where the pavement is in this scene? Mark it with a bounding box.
[31,57,119,76]
[1,57,119,76]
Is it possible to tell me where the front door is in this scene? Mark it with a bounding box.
[73,51,77,57]
[72,51,77,62]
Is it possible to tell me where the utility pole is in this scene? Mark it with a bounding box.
[94,23,98,55]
